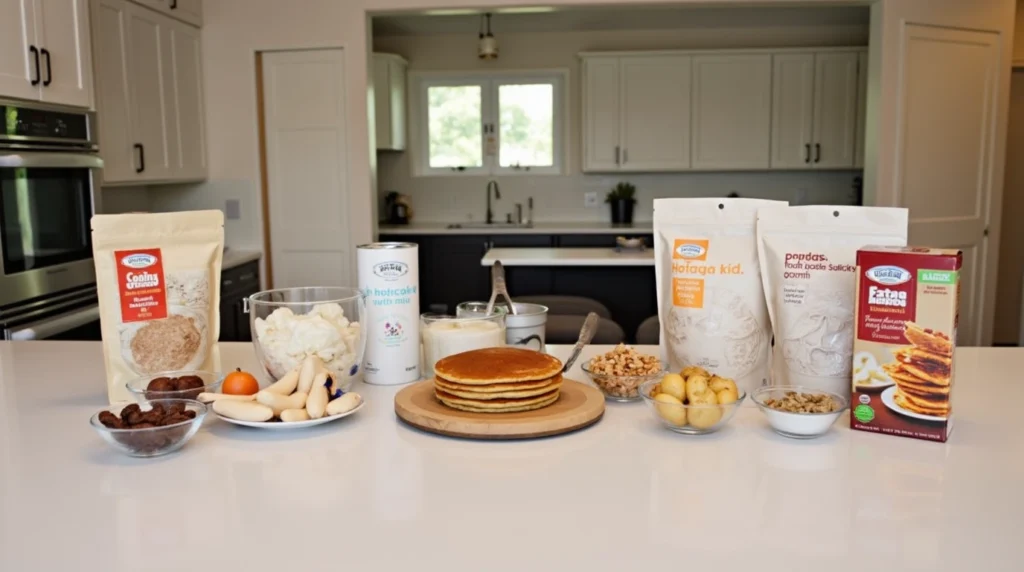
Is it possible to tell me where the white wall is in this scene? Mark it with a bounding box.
[374,22,867,223]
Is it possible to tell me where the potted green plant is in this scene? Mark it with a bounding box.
[605,182,637,224]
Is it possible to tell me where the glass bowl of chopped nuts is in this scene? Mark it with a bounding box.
[752,386,849,439]
[580,344,665,402]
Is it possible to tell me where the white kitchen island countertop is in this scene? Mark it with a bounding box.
[379,221,653,235]
[482,247,654,266]
[1,341,1021,572]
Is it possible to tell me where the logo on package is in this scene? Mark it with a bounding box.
[373,261,408,280]
[865,265,911,286]
[673,239,709,261]
[120,253,159,269]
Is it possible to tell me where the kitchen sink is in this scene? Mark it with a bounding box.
[446,222,533,229]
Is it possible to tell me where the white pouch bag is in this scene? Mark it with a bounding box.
[654,198,786,395]
[756,205,908,396]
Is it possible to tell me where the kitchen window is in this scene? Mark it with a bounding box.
[412,71,566,176]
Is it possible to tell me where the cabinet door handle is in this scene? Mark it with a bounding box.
[134,143,145,173]
[29,46,40,86]
[170,0,177,8]
[614,146,620,165]
[622,148,628,164]
[804,143,811,163]
[40,48,51,86]
[814,143,821,163]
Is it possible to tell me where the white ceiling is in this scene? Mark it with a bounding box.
[372,5,869,37]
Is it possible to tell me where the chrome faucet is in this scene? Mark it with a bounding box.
[485,180,501,224]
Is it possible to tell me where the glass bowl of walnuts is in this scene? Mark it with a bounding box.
[639,366,746,434]
[125,370,224,402]
[580,344,665,402]
[90,399,207,457]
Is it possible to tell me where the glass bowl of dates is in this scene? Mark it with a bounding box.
[126,371,223,401]
[90,399,207,457]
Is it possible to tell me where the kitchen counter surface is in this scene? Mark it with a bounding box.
[221,248,261,269]
[379,221,653,235]
[1,342,1020,572]
[482,247,654,266]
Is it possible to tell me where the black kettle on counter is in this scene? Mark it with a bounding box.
[384,191,410,224]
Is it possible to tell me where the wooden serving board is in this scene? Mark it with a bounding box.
[394,379,605,440]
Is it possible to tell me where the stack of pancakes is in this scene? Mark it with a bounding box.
[433,347,564,413]
[882,322,952,418]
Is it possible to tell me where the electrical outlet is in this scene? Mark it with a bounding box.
[225,199,241,220]
[584,192,599,207]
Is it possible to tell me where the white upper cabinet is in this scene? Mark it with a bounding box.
[127,1,172,180]
[691,54,772,170]
[770,50,861,170]
[373,53,406,151]
[580,47,864,173]
[92,0,206,184]
[582,57,621,171]
[812,52,859,168]
[620,55,691,171]
[770,53,815,169]
[92,0,133,181]
[0,0,40,102]
[0,0,92,107]
[132,0,201,26]
[169,19,206,179]
[854,50,868,168]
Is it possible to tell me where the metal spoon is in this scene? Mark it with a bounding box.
[562,312,600,373]
[485,260,518,316]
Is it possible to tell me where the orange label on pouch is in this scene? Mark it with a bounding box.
[115,248,167,323]
[672,239,709,261]
[672,277,704,308]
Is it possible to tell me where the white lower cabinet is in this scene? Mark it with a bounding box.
[92,0,206,184]
[691,54,772,170]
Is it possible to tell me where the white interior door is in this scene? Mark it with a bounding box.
[619,55,691,171]
[261,49,351,288]
[35,0,91,108]
[691,54,772,169]
[0,0,40,102]
[895,25,999,346]
[581,57,620,172]
[770,53,814,169]
[811,52,859,169]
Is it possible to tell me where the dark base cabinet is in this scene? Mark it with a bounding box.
[219,261,260,342]
[380,232,656,341]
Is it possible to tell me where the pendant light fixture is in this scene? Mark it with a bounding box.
[478,13,498,60]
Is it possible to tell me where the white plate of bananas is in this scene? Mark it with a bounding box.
[852,351,894,391]
[201,355,364,429]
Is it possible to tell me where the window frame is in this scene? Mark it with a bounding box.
[410,69,568,177]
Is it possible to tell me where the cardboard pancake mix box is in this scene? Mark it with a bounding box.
[850,246,961,442]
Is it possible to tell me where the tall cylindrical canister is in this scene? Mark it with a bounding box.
[357,242,420,384]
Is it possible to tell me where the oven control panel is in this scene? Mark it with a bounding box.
[0,101,92,144]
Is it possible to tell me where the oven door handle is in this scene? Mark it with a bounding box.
[6,305,99,341]
[0,152,103,169]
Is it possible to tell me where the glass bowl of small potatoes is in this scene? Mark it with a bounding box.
[639,369,746,434]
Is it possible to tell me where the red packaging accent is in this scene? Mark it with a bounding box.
[114,248,167,323]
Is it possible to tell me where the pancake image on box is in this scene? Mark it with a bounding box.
[883,322,952,417]
[432,347,564,413]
